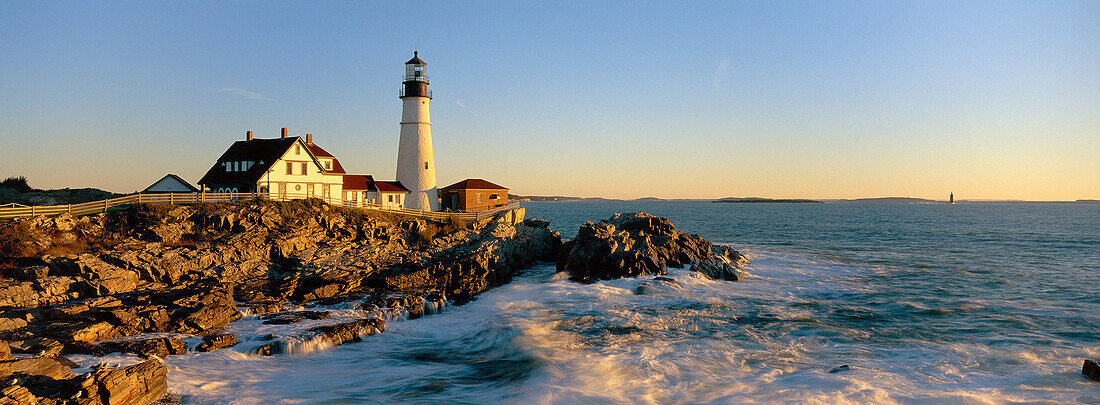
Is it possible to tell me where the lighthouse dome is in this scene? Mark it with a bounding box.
[405,51,426,65]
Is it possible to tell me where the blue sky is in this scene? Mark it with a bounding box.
[1,1,1097,199]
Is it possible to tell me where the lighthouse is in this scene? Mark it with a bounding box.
[396,51,439,211]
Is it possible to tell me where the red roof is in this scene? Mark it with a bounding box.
[306,143,335,158]
[343,174,376,191]
[440,178,508,191]
[327,158,347,174]
[375,181,409,193]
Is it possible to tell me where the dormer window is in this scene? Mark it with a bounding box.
[325,161,331,169]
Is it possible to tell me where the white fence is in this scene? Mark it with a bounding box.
[0,192,521,222]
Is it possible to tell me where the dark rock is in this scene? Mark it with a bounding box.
[1085,359,1100,382]
[101,337,186,358]
[557,213,746,282]
[253,341,280,356]
[307,318,385,346]
[828,365,851,373]
[63,341,107,356]
[259,310,330,325]
[255,318,385,356]
[195,334,238,352]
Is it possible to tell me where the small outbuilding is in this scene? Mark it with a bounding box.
[143,174,199,194]
[439,179,509,212]
[342,174,409,208]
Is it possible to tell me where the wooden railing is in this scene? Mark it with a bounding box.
[0,192,522,222]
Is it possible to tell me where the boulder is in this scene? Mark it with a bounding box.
[195,334,238,352]
[556,213,745,283]
[75,359,168,405]
[1085,359,1100,382]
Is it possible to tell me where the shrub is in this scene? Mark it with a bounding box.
[0,176,33,193]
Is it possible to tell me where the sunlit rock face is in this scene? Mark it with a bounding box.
[0,199,555,404]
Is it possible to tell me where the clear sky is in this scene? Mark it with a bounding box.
[1,1,1097,200]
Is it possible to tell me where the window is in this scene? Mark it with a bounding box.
[489,194,499,200]
[301,162,307,175]
[295,145,301,155]
[286,162,293,175]
[425,162,429,170]
[325,161,331,169]
[388,195,393,202]
[476,193,482,203]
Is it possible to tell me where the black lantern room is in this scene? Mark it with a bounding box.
[400,51,431,99]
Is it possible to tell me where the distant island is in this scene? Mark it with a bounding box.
[714,197,823,204]
[827,197,942,204]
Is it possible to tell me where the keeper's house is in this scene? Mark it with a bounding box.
[439,179,509,211]
[342,174,409,209]
[197,129,346,200]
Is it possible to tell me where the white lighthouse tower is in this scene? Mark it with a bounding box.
[396,51,439,211]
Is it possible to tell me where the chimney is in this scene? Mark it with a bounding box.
[281,127,288,138]
[246,130,253,140]
[306,133,313,144]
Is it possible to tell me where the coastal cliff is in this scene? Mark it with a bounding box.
[0,199,559,404]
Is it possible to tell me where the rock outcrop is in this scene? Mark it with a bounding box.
[195,334,238,352]
[1,199,559,403]
[1085,359,1100,382]
[556,212,745,283]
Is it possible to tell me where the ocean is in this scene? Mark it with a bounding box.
[118,201,1100,404]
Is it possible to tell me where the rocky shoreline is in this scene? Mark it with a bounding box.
[0,200,745,404]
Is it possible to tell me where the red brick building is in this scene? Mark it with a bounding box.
[439,179,509,211]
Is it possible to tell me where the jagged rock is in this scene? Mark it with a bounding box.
[254,318,385,356]
[556,212,745,283]
[7,337,63,358]
[195,334,238,352]
[0,317,28,333]
[0,384,36,404]
[0,341,9,361]
[67,321,120,343]
[1085,359,1100,381]
[0,357,74,380]
[259,311,330,325]
[308,318,385,346]
[75,359,167,405]
[101,337,186,358]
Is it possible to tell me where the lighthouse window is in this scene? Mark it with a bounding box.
[425,162,429,170]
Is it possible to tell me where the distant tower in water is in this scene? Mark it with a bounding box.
[396,51,439,211]
[949,192,955,204]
